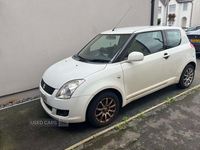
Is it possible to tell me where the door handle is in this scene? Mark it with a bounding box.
[163,53,170,59]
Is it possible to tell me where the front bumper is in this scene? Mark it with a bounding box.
[40,85,92,123]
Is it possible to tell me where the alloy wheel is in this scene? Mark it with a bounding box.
[95,97,117,123]
[183,67,194,87]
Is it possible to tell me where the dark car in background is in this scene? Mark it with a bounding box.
[186,30,200,54]
[186,25,200,32]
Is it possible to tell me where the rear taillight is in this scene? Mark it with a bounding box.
[190,43,195,48]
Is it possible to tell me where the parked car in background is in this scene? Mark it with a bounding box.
[186,25,200,32]
[40,26,196,127]
[186,29,200,54]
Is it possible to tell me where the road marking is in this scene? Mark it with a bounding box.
[65,84,200,150]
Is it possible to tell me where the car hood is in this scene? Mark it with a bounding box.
[42,57,107,89]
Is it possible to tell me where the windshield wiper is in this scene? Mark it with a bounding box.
[76,55,88,62]
[88,59,110,62]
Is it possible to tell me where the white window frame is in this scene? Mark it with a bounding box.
[169,4,176,12]
[158,6,162,14]
[183,3,188,11]
[168,21,174,26]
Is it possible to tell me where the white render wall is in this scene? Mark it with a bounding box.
[0,0,158,97]
[192,0,200,26]
[176,2,193,27]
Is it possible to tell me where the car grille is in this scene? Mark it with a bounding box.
[41,79,55,95]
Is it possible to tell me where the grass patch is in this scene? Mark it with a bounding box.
[138,110,145,119]
[93,135,97,140]
[133,125,137,131]
[170,98,175,102]
[115,122,129,130]
[164,97,176,105]
[122,116,129,121]
[193,87,199,94]
[133,138,137,142]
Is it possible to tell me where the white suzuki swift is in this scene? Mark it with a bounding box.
[40,26,196,127]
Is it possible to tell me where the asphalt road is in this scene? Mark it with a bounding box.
[1,55,200,150]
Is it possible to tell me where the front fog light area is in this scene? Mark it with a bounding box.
[56,79,85,99]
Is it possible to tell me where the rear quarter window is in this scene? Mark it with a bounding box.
[165,30,181,48]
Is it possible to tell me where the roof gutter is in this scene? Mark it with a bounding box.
[150,0,155,26]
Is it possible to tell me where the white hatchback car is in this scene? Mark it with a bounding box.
[40,26,196,127]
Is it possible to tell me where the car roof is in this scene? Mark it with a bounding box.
[101,26,182,34]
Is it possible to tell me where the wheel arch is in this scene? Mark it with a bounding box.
[176,61,196,83]
[176,61,196,88]
[187,61,196,70]
[86,88,123,120]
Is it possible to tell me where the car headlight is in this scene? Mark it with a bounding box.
[56,79,85,99]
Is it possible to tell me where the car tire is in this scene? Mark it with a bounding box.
[177,64,195,89]
[87,91,120,127]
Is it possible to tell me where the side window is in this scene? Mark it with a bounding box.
[128,31,164,56]
[165,30,181,48]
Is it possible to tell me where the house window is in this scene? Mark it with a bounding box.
[183,3,188,11]
[169,4,176,12]
[168,21,174,26]
[158,7,162,14]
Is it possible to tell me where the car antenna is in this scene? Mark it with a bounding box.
[112,6,133,31]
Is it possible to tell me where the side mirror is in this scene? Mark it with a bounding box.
[127,52,144,61]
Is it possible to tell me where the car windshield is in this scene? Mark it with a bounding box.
[186,26,197,32]
[77,34,130,63]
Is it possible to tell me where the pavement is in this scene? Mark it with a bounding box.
[73,87,200,150]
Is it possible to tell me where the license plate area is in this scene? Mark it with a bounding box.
[191,39,200,42]
[41,92,47,103]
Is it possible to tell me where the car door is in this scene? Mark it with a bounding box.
[164,29,186,79]
[120,31,172,103]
